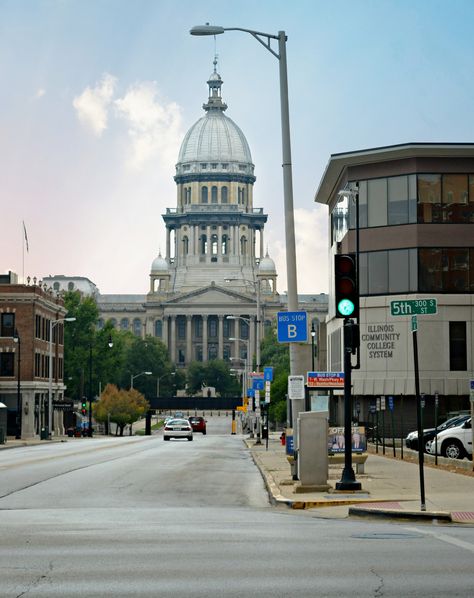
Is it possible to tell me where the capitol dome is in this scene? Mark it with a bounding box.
[150,252,168,273]
[175,61,254,179]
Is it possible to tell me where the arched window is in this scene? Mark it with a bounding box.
[155,320,162,337]
[109,318,117,329]
[240,236,247,255]
[133,319,142,336]
[201,186,208,203]
[68,281,74,291]
[211,234,218,255]
[221,186,228,203]
[53,282,60,291]
[221,234,228,255]
[120,318,129,331]
[211,186,218,203]
[182,236,189,255]
[241,187,246,204]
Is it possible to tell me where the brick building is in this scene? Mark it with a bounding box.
[0,272,69,439]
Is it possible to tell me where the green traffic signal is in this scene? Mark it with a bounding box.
[337,298,355,317]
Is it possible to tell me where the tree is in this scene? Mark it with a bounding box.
[259,326,290,425]
[94,384,149,436]
[186,360,240,397]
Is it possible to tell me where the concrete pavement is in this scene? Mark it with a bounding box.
[247,434,474,524]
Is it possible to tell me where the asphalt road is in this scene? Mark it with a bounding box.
[1,416,473,597]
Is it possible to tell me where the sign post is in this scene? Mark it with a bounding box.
[391,298,438,512]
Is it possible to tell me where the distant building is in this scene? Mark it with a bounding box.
[315,143,474,428]
[45,62,328,376]
[0,273,69,439]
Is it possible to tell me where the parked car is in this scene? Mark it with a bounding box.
[189,416,207,434]
[163,418,193,441]
[428,418,472,460]
[405,414,470,452]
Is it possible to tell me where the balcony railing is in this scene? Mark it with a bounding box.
[165,206,264,214]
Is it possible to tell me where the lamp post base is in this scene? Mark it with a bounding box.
[336,467,362,491]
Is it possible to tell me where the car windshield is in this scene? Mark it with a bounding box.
[438,415,468,431]
[168,419,188,425]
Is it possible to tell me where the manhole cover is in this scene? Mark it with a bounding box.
[351,532,423,540]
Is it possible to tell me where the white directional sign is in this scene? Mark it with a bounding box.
[288,375,305,400]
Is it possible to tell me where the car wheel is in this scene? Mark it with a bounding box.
[424,439,432,453]
[442,439,465,459]
[188,436,193,441]
[164,436,170,441]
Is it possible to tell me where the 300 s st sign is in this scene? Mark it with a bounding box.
[390,298,437,316]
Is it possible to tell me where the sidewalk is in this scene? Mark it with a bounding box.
[247,435,474,524]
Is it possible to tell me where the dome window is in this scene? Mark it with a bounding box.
[222,186,228,203]
[155,320,162,338]
[183,164,190,171]
[222,163,228,169]
[211,163,217,169]
[201,163,207,169]
[211,186,218,203]
[201,186,208,203]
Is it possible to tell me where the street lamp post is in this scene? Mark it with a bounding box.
[157,371,175,397]
[131,371,152,389]
[48,317,76,438]
[310,323,316,371]
[225,278,261,371]
[190,25,302,384]
[13,329,21,439]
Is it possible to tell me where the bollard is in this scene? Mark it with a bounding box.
[280,432,286,446]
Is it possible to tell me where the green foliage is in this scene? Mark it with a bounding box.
[260,326,290,425]
[94,384,149,436]
[186,360,240,397]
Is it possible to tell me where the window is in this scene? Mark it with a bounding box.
[194,317,202,338]
[0,353,14,377]
[182,236,189,255]
[177,318,186,339]
[201,163,207,169]
[388,250,410,293]
[97,319,104,330]
[418,174,441,223]
[211,163,217,169]
[209,318,217,338]
[120,318,129,331]
[208,345,218,360]
[1,313,15,337]
[53,282,60,291]
[221,234,228,255]
[221,186,228,203]
[155,320,162,338]
[201,186,208,203]
[222,163,228,170]
[133,319,141,336]
[449,322,467,371]
[211,234,218,255]
[419,248,471,293]
[178,348,185,363]
[240,319,249,339]
[211,186,218,203]
[388,176,408,225]
[201,235,207,254]
[368,251,388,294]
[110,318,117,328]
[223,345,231,361]
[368,178,387,227]
[68,282,75,291]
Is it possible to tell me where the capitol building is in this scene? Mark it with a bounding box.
[45,62,327,371]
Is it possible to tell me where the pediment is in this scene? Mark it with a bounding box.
[165,285,255,307]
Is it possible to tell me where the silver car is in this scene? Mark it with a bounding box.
[163,418,193,441]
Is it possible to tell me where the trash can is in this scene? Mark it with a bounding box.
[40,427,49,440]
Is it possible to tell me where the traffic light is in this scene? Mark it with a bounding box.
[81,399,87,416]
[334,253,359,318]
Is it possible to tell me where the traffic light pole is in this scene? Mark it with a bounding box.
[335,319,361,491]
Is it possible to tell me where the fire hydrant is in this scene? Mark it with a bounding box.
[280,432,286,446]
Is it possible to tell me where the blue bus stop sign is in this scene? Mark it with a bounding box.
[264,367,273,382]
[277,311,308,343]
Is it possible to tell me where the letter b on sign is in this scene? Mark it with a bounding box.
[288,324,297,338]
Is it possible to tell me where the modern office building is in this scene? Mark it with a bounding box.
[315,143,474,429]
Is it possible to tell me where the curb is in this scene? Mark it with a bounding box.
[348,506,452,522]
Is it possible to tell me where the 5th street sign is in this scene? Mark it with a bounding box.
[390,298,437,316]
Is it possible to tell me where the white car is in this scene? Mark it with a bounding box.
[428,418,472,460]
[163,418,193,441]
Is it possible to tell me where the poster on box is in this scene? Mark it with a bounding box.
[328,426,366,453]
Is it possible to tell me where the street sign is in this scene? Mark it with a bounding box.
[391,298,437,316]
[470,380,474,402]
[307,371,344,388]
[288,375,305,400]
[264,367,274,382]
[247,388,255,398]
[249,373,264,391]
[277,311,308,343]
[411,315,418,332]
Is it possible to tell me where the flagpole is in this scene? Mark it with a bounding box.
[22,222,24,283]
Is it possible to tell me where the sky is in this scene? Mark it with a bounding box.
[2,0,474,296]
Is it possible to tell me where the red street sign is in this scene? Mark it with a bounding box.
[307,371,344,388]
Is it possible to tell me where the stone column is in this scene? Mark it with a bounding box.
[186,315,193,365]
[202,315,208,362]
[218,315,224,360]
[163,316,169,349]
[170,315,176,363]
[166,227,171,260]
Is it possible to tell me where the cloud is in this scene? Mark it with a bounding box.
[73,73,117,136]
[114,81,183,171]
[270,206,329,295]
